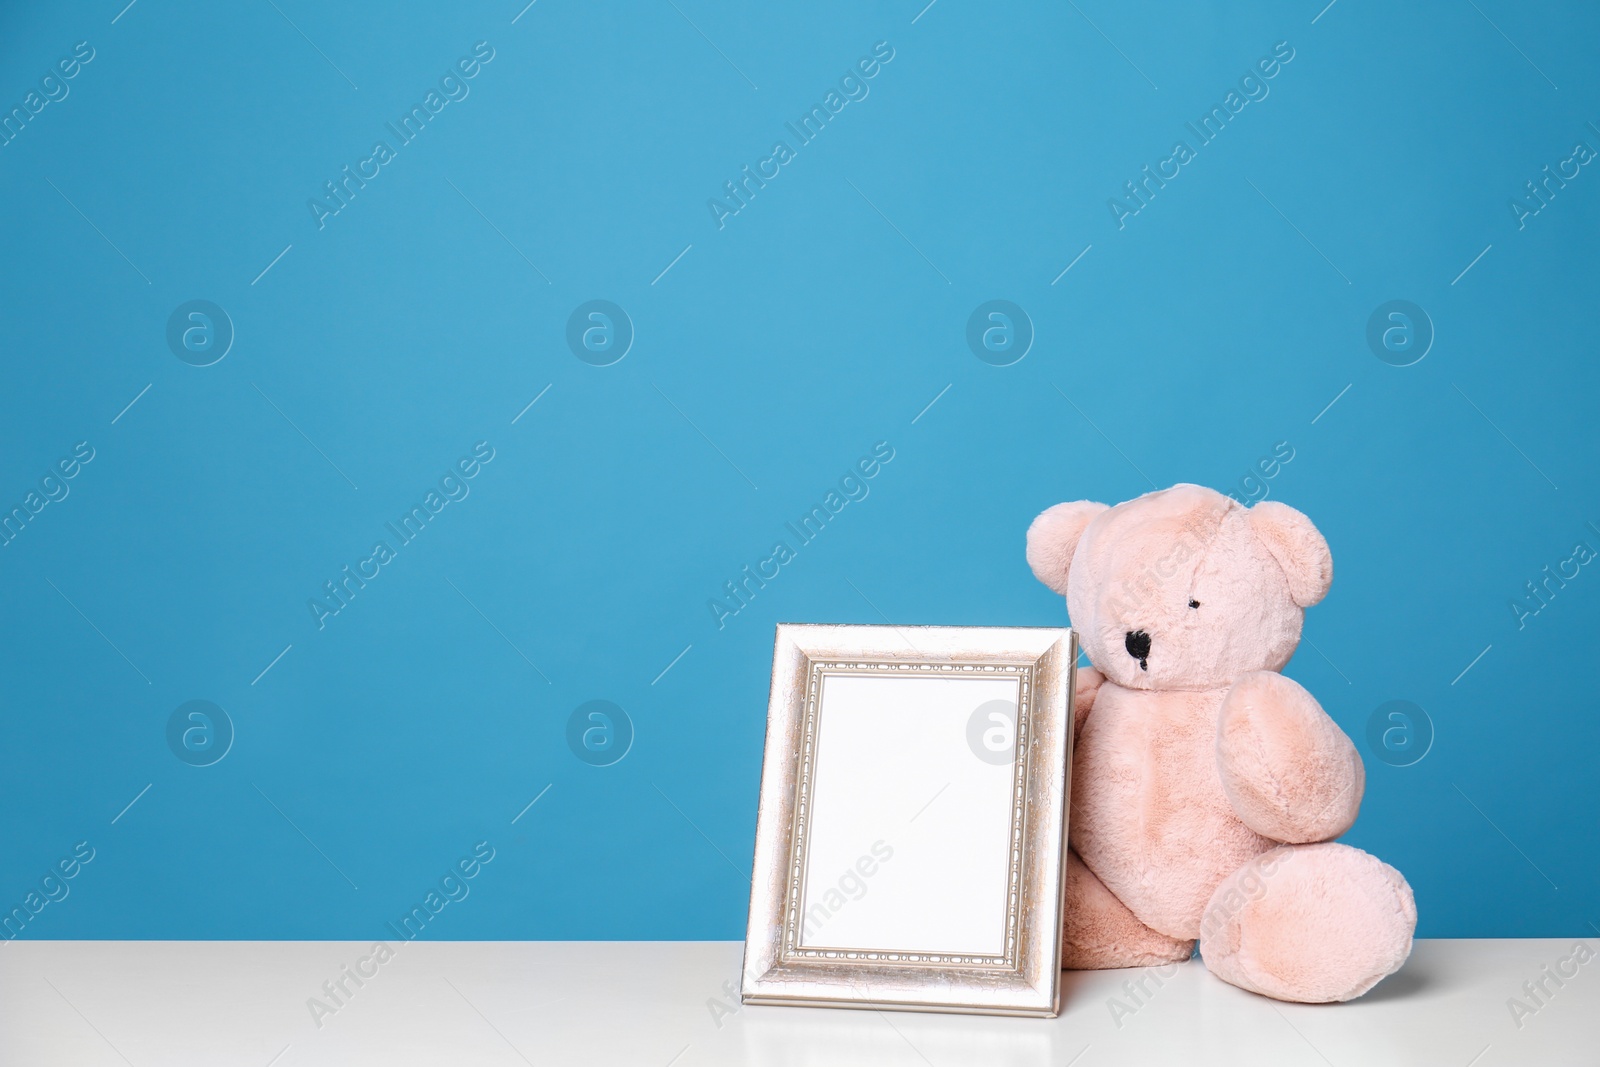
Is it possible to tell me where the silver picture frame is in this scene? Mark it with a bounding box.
[741,623,1077,1017]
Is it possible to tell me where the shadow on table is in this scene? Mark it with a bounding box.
[1355,965,1429,1004]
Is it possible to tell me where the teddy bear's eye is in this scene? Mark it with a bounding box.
[1188,599,1200,609]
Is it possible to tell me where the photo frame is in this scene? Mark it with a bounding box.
[741,623,1077,1017]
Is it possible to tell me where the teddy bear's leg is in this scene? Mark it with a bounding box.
[1198,842,1416,1002]
[1063,849,1194,969]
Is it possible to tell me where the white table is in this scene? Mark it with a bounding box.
[1,939,1591,1065]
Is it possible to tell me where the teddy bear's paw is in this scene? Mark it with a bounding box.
[1071,666,1104,743]
[1198,842,1416,1003]
[1063,850,1194,969]
[1217,671,1364,843]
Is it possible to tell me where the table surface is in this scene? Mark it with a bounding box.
[0,938,1592,1066]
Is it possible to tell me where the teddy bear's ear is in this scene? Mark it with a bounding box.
[1248,500,1333,607]
[1026,501,1108,596]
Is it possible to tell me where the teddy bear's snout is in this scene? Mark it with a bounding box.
[1124,630,1151,671]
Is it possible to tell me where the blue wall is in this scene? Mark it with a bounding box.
[1,0,1595,941]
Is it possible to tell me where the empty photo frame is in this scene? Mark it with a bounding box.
[742,624,1077,1017]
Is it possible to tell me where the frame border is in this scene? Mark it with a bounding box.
[741,623,1076,1017]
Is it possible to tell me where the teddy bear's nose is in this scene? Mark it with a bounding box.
[1124,630,1151,670]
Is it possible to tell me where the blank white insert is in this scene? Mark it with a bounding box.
[799,672,1020,956]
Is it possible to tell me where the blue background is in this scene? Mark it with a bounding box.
[1,0,1595,942]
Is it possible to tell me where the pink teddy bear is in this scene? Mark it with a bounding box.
[1027,484,1416,1003]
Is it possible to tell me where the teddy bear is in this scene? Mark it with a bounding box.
[1025,483,1416,1003]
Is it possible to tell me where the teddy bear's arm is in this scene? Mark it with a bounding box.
[1215,671,1363,843]
[1072,666,1103,745]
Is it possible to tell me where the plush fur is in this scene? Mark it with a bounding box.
[1027,484,1416,1004]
